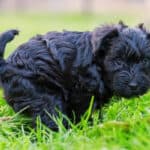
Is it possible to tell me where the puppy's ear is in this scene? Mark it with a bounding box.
[137,23,144,30]
[118,20,128,28]
[137,23,150,39]
[137,23,147,33]
[92,25,119,56]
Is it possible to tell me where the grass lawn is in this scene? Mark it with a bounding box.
[0,13,150,150]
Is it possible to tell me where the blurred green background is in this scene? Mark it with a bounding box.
[2,13,139,58]
[0,0,149,57]
[0,0,150,150]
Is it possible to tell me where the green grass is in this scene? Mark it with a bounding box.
[0,13,150,150]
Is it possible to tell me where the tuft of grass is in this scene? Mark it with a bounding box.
[0,13,150,150]
[1,90,150,150]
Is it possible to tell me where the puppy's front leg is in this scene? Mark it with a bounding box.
[31,94,68,131]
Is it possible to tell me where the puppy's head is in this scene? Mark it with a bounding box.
[92,22,150,98]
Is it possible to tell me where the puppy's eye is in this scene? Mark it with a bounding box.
[115,59,122,66]
[142,58,149,65]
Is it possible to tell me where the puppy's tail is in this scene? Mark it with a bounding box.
[0,30,19,72]
[0,30,19,86]
[0,29,19,61]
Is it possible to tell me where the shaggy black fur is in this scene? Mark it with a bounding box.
[0,22,150,130]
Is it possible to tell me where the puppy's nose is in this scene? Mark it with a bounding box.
[129,81,138,90]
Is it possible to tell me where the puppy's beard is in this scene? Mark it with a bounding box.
[113,87,147,98]
[112,72,149,98]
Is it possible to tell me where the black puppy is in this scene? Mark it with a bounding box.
[0,22,150,130]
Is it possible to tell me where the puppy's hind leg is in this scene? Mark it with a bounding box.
[6,78,68,130]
